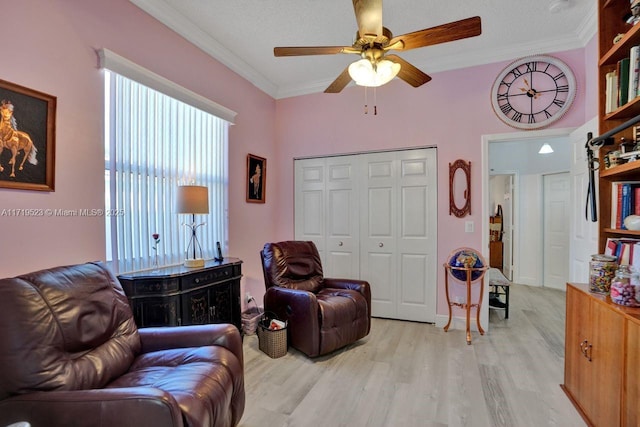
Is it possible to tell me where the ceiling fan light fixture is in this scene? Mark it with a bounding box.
[349,59,401,87]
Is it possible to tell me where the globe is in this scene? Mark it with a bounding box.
[447,248,486,282]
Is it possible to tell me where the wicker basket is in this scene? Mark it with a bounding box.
[241,307,262,335]
[257,315,287,358]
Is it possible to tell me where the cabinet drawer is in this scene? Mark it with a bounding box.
[182,266,234,289]
[120,278,179,296]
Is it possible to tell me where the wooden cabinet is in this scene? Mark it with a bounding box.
[596,1,640,252]
[118,258,242,332]
[563,283,640,426]
[625,317,640,427]
[563,4,640,425]
[489,241,503,269]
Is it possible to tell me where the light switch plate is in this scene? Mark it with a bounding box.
[465,221,474,233]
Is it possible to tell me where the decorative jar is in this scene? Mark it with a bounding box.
[610,265,640,307]
[589,254,617,294]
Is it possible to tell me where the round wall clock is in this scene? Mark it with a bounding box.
[490,55,576,130]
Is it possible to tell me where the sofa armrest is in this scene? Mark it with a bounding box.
[264,287,319,356]
[0,387,182,427]
[138,323,243,365]
[324,278,371,306]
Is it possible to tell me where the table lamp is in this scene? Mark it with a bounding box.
[177,185,209,268]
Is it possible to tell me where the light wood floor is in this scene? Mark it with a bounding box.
[239,284,586,427]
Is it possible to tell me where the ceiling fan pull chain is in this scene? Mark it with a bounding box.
[364,86,368,114]
[374,87,377,115]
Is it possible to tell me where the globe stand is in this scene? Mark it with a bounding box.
[443,248,488,345]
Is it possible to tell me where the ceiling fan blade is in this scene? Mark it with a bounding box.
[274,46,354,56]
[386,55,431,87]
[352,0,383,37]
[324,67,352,93]
[388,16,481,52]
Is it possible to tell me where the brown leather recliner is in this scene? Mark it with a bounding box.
[260,241,371,357]
[0,262,244,427]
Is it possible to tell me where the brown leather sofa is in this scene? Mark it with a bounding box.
[0,262,244,427]
[260,241,371,357]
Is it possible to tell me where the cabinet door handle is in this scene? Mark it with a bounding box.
[579,339,588,357]
[379,242,384,247]
[338,241,343,246]
[585,343,592,362]
[209,306,216,321]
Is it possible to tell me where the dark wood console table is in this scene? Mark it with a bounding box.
[118,258,242,332]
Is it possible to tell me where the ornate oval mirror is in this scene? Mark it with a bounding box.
[449,159,471,218]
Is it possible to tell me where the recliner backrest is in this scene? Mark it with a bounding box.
[261,241,324,293]
[0,262,140,399]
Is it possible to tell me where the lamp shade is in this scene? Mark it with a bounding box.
[176,185,209,214]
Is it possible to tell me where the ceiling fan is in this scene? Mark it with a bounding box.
[274,0,482,93]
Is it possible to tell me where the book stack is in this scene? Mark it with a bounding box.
[605,237,640,267]
[605,45,640,114]
[610,181,640,229]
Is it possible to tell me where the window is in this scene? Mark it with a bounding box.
[101,50,235,273]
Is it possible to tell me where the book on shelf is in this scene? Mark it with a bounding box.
[606,71,619,114]
[610,181,640,229]
[619,57,631,107]
[604,238,640,267]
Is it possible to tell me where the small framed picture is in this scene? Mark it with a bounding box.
[0,79,56,191]
[247,153,266,203]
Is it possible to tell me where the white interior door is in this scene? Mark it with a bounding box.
[325,155,359,278]
[502,175,515,281]
[395,149,437,322]
[569,118,599,283]
[294,158,326,263]
[360,152,398,319]
[296,148,437,323]
[543,172,570,289]
[360,149,437,322]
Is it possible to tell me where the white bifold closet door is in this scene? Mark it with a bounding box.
[294,148,437,323]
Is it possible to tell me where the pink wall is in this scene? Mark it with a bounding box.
[0,0,279,296]
[1,0,597,318]
[273,48,593,316]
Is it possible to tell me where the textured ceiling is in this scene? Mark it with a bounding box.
[130,0,597,99]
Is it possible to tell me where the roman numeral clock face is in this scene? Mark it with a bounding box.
[490,55,576,130]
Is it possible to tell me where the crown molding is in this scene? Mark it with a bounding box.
[130,0,279,98]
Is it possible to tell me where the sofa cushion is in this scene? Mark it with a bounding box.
[107,346,243,427]
[0,262,140,399]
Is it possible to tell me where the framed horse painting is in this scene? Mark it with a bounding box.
[0,79,56,191]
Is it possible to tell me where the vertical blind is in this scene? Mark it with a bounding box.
[105,70,229,273]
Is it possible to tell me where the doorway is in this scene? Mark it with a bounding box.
[482,129,573,289]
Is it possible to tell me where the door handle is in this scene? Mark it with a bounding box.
[579,339,592,361]
[379,242,384,247]
[338,241,343,246]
